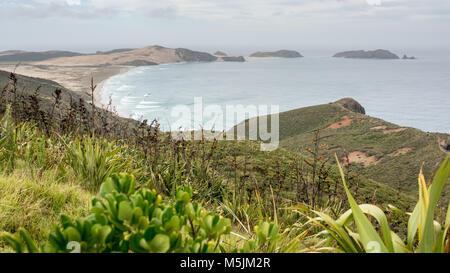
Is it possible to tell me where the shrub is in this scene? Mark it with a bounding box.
[1,173,232,253]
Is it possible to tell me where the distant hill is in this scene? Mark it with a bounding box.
[232,98,449,197]
[0,50,84,63]
[175,48,218,62]
[32,45,246,66]
[333,49,400,59]
[0,50,27,56]
[250,50,303,58]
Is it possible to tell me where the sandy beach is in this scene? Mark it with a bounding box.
[0,64,133,107]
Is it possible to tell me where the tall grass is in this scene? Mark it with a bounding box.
[0,170,93,251]
[64,136,132,191]
[0,105,36,172]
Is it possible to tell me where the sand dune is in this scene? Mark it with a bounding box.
[36,45,215,67]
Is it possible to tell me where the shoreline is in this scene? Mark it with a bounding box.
[0,63,134,108]
[94,66,134,108]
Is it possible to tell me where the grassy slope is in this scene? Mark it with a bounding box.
[0,138,415,253]
[213,140,416,209]
[0,170,93,252]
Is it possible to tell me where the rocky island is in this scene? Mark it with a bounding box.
[402,54,417,60]
[333,49,400,59]
[214,51,228,56]
[218,56,246,62]
[250,50,303,58]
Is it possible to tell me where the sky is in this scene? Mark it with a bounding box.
[1,0,450,54]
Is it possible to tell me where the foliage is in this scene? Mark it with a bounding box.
[1,173,233,253]
[0,105,34,172]
[65,136,132,191]
[307,155,450,253]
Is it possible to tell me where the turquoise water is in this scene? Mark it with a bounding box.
[102,53,450,133]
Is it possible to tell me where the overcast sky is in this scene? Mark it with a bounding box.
[1,0,450,53]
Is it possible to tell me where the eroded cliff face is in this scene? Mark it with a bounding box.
[441,136,450,151]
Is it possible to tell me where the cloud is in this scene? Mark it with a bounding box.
[66,0,81,5]
[0,1,117,20]
[0,0,449,21]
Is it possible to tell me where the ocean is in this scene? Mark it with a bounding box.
[101,50,450,133]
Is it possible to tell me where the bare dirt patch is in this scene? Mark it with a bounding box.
[382,128,407,134]
[370,125,387,130]
[387,148,412,157]
[370,125,407,134]
[344,151,380,167]
[326,115,353,130]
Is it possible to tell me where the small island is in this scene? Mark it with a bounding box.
[214,51,228,56]
[333,49,400,59]
[402,54,417,60]
[218,56,246,62]
[250,50,303,58]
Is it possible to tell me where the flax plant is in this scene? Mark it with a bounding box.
[306,155,450,253]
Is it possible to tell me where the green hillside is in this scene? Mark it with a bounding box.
[0,69,84,106]
[234,98,449,198]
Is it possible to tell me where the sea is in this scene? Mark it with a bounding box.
[101,49,450,133]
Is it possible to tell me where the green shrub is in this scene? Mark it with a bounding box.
[237,221,281,253]
[1,173,232,253]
